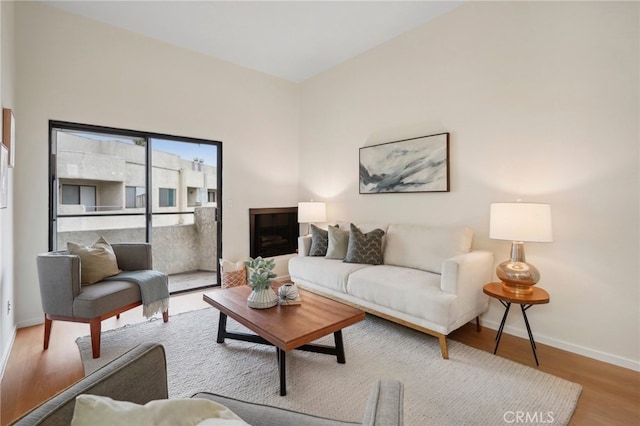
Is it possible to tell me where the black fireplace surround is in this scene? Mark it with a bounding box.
[249,207,298,258]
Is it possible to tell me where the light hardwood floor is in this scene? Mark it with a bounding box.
[2,289,639,425]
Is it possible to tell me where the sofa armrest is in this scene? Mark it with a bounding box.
[297,235,312,257]
[11,344,168,426]
[362,379,404,426]
[440,250,494,294]
[112,243,153,271]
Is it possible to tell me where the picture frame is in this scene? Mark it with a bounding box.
[2,108,15,168]
[0,143,8,208]
[359,132,450,194]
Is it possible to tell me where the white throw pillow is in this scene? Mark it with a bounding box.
[219,259,245,273]
[71,394,251,426]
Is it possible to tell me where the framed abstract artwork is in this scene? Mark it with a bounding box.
[0,143,7,208]
[359,132,450,194]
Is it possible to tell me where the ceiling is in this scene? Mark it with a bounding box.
[47,1,463,83]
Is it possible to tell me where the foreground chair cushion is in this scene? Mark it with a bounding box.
[71,394,249,426]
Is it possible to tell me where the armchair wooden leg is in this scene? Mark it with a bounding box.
[90,319,101,359]
[476,316,482,332]
[43,316,52,350]
[162,310,169,322]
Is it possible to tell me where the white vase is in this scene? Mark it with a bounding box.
[247,287,279,309]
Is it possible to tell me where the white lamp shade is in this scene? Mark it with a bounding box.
[298,201,327,223]
[490,202,552,242]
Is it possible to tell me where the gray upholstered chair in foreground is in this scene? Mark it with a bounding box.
[11,344,404,426]
[36,243,169,359]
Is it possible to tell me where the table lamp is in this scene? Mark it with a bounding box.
[489,202,552,294]
[297,201,326,235]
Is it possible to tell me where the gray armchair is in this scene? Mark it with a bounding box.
[11,344,404,426]
[36,243,169,359]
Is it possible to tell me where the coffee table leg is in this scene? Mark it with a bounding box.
[217,312,227,344]
[277,348,287,396]
[334,330,345,364]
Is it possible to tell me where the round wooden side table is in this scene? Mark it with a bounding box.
[483,282,550,366]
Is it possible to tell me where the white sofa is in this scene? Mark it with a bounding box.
[288,222,494,359]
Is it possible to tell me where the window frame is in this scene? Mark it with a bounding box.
[125,186,146,209]
[158,187,176,208]
[49,120,223,286]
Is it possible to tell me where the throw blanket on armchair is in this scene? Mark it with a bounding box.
[104,270,170,318]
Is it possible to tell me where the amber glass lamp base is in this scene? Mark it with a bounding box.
[496,242,540,295]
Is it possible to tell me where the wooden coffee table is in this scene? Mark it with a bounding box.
[203,285,365,396]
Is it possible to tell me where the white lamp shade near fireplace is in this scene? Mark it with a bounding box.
[298,201,327,224]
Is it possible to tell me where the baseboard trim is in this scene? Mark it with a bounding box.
[16,317,44,329]
[481,318,640,372]
[0,325,17,382]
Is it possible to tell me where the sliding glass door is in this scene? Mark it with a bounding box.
[49,122,222,292]
[149,138,219,292]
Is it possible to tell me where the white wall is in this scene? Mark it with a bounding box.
[299,2,639,369]
[13,2,300,327]
[0,0,16,375]
[6,1,639,372]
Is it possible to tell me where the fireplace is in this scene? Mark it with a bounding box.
[249,207,298,258]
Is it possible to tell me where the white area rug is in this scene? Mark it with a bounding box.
[77,308,581,425]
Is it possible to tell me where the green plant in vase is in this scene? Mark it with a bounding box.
[244,257,278,308]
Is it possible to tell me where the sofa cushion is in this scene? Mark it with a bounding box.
[325,225,349,259]
[346,265,454,325]
[68,236,122,285]
[73,280,141,318]
[344,224,385,265]
[337,221,389,234]
[383,225,473,274]
[288,256,370,293]
[309,224,329,256]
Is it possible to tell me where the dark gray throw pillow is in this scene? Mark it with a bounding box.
[309,224,329,256]
[344,223,385,265]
